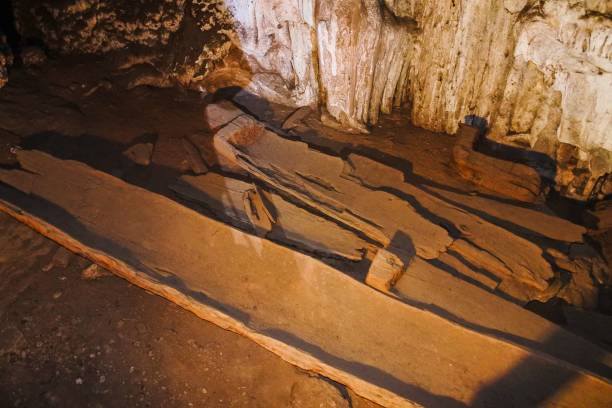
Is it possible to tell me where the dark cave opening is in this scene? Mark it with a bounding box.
[0,0,19,51]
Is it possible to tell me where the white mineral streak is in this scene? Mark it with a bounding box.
[317,0,414,129]
[495,2,612,162]
[223,0,318,106]
[406,1,517,135]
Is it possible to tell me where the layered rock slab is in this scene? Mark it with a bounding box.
[1,149,612,407]
[452,124,542,203]
[213,114,452,259]
[394,257,612,379]
[170,172,369,260]
[208,103,604,306]
[347,152,605,307]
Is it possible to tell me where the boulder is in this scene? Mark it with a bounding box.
[21,46,47,67]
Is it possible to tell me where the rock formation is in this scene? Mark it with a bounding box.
[489,1,612,200]
[207,101,608,307]
[11,0,612,199]
[2,149,611,408]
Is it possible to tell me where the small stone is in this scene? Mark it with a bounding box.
[52,291,62,300]
[81,263,111,280]
[201,387,207,394]
[75,378,83,385]
[99,375,106,384]
[123,143,154,166]
[366,248,407,292]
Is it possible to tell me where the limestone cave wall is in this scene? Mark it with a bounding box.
[7,0,612,199]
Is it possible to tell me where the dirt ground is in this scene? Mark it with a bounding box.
[0,53,610,406]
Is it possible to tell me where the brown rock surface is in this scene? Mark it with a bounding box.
[213,112,452,259]
[452,124,542,203]
[0,213,374,408]
[2,149,611,406]
[170,172,369,261]
[1,55,611,406]
[0,34,11,88]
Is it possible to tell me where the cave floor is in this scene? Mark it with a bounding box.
[0,54,610,406]
[0,54,384,408]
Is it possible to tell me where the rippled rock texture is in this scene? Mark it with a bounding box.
[12,0,612,199]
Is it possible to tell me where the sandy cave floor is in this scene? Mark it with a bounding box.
[0,212,379,408]
[0,53,610,406]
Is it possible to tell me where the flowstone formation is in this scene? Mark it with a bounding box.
[12,0,612,199]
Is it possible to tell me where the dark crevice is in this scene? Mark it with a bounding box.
[0,0,20,51]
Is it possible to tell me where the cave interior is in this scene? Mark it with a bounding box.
[0,1,611,407]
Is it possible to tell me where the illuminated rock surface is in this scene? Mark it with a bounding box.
[12,1,612,199]
[1,149,611,407]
